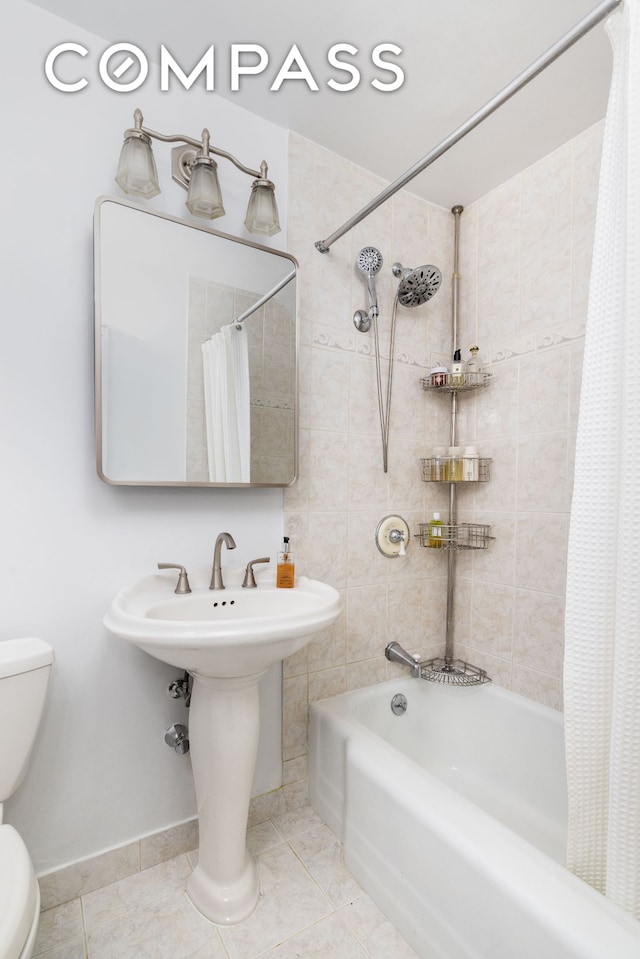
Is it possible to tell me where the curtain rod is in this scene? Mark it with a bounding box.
[234,267,296,328]
[315,0,622,254]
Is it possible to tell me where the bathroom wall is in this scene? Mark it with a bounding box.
[454,120,603,710]
[3,0,288,874]
[282,132,456,772]
[5,0,603,878]
[282,119,603,789]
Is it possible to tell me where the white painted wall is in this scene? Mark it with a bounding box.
[2,0,289,874]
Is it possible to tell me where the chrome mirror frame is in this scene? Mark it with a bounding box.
[94,195,298,488]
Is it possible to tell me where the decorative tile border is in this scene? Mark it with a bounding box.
[312,328,441,374]
[491,325,585,366]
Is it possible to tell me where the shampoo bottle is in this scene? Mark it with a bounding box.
[429,512,444,549]
[463,445,479,481]
[277,536,295,588]
[433,446,446,481]
[447,446,463,481]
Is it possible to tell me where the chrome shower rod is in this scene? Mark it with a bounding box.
[314,0,622,254]
[233,267,296,327]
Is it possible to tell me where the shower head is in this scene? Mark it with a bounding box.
[355,246,383,322]
[357,246,384,277]
[392,262,442,307]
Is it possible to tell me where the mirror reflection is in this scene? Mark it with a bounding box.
[94,197,297,487]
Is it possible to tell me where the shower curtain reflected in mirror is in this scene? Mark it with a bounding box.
[564,0,640,920]
[202,325,250,483]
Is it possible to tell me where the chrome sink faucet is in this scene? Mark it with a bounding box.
[210,532,237,589]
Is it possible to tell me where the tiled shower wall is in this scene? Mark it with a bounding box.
[283,131,460,774]
[453,120,604,710]
[282,119,603,784]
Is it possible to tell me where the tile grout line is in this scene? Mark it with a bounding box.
[37,812,406,959]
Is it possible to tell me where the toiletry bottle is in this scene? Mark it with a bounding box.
[433,446,446,482]
[463,445,479,481]
[451,349,464,387]
[423,449,434,481]
[429,512,444,548]
[466,346,481,377]
[447,446,463,481]
[277,537,295,588]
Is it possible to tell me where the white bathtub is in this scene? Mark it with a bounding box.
[309,677,640,959]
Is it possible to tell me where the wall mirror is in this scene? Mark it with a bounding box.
[94,196,298,487]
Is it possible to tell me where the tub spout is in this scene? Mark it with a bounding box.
[385,642,421,677]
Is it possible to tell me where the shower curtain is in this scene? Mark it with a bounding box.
[564,0,640,919]
[202,324,251,483]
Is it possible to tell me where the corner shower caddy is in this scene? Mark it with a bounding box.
[418,371,494,552]
[416,206,493,686]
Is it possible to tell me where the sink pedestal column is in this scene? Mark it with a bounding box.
[186,672,265,924]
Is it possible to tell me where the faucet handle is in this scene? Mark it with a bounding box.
[242,557,271,589]
[157,563,192,594]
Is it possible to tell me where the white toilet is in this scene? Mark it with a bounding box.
[0,638,54,959]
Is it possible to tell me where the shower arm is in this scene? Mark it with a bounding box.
[314,0,622,254]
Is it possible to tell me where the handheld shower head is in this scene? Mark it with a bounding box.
[392,262,442,307]
[356,246,383,320]
[357,246,384,277]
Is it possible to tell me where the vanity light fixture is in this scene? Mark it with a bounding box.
[115,108,281,236]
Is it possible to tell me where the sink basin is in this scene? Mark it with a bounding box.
[104,564,342,925]
[104,568,342,677]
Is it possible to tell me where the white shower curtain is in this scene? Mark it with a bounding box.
[202,324,251,483]
[564,0,640,919]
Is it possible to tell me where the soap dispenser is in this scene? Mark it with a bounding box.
[276,536,295,588]
[451,349,464,387]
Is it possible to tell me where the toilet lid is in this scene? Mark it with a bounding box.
[0,825,38,959]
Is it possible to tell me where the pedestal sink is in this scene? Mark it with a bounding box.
[104,566,342,924]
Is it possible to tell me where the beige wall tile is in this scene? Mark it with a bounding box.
[515,512,569,594]
[279,122,601,794]
[308,666,347,703]
[282,674,309,761]
[139,819,198,871]
[513,589,565,678]
[39,843,140,911]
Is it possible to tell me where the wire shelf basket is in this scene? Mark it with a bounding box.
[421,456,492,483]
[416,522,494,550]
[420,658,490,686]
[420,371,492,392]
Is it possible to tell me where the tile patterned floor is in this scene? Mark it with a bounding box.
[32,806,419,959]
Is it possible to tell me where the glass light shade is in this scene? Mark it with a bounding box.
[115,134,160,199]
[185,158,225,219]
[244,180,281,236]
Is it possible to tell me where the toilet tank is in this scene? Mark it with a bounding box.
[0,638,54,805]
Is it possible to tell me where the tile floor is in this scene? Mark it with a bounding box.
[32,806,419,959]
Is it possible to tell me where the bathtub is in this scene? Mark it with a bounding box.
[309,677,640,959]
